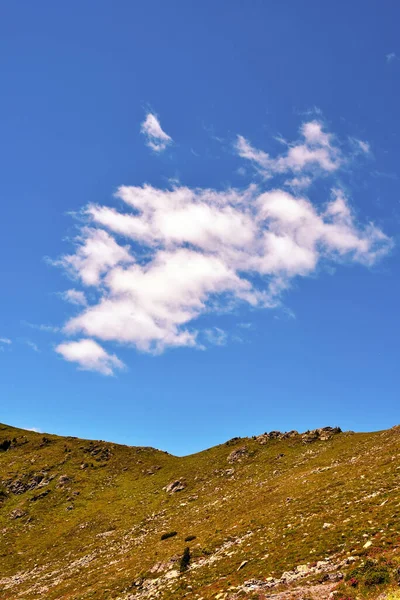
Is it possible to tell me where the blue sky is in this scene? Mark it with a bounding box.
[1,1,399,455]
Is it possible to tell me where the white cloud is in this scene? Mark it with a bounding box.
[141,113,172,152]
[26,427,41,433]
[386,52,398,63]
[0,337,11,344]
[62,289,87,306]
[236,120,340,183]
[53,120,392,373]
[52,227,133,286]
[55,339,125,375]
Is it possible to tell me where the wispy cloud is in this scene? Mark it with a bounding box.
[349,137,371,155]
[236,120,340,185]
[203,327,228,347]
[0,337,12,345]
[61,289,87,306]
[55,339,125,375]
[25,340,40,352]
[141,112,172,153]
[52,119,392,374]
[22,321,60,333]
[386,52,399,63]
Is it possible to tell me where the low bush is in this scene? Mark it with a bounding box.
[184,535,196,542]
[160,531,177,540]
[0,440,11,452]
[347,559,391,587]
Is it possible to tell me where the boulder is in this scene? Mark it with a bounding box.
[164,479,186,493]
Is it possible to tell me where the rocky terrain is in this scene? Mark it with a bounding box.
[1,423,400,600]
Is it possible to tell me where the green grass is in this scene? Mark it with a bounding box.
[0,423,400,599]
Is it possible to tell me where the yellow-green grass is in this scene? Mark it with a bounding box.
[0,423,399,599]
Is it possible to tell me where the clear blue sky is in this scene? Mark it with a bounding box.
[1,1,399,455]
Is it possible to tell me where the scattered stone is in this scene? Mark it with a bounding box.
[323,522,332,529]
[296,564,310,574]
[363,540,372,549]
[10,508,25,520]
[144,465,162,476]
[237,560,248,571]
[58,475,70,487]
[164,569,179,579]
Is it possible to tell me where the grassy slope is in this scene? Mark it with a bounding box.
[0,423,399,600]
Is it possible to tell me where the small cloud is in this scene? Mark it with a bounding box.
[237,322,253,329]
[0,337,12,344]
[55,338,125,376]
[26,427,41,433]
[350,137,371,155]
[61,289,87,306]
[141,112,172,153]
[25,340,40,352]
[204,327,228,346]
[386,52,398,63]
[284,176,313,190]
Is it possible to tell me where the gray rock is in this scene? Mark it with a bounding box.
[164,479,186,493]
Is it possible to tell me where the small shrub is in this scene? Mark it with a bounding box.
[347,559,391,587]
[0,439,11,452]
[179,547,190,572]
[364,566,390,586]
[160,531,177,540]
[184,535,196,542]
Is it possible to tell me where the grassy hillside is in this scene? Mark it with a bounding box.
[1,423,400,600]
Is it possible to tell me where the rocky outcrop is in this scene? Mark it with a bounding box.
[227,446,249,463]
[3,472,51,495]
[164,479,186,493]
[234,555,356,595]
[255,427,341,444]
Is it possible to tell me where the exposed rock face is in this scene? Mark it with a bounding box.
[227,446,249,463]
[3,472,50,495]
[255,427,341,444]
[164,479,186,493]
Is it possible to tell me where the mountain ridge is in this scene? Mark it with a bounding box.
[1,422,400,600]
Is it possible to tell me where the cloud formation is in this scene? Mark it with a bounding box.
[236,121,340,182]
[0,337,12,345]
[141,113,172,152]
[53,120,392,374]
[55,339,125,375]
